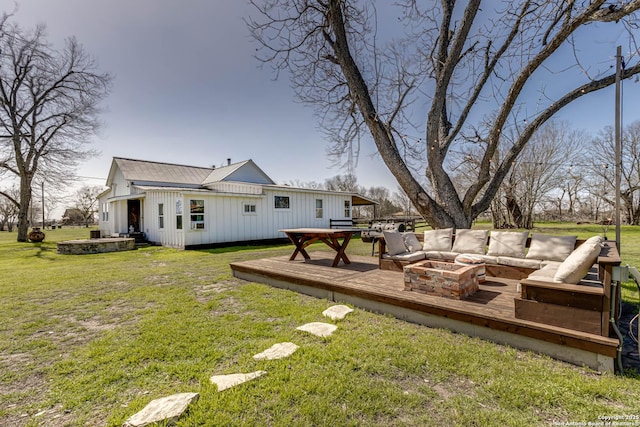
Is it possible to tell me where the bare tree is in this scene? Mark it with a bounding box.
[73,185,103,227]
[581,164,613,223]
[589,121,640,225]
[324,174,360,192]
[364,186,398,218]
[248,0,640,229]
[507,123,584,227]
[0,15,112,241]
[393,186,415,217]
[0,185,19,231]
[453,121,582,228]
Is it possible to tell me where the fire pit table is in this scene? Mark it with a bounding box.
[403,260,482,299]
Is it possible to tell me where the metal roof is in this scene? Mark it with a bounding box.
[114,157,212,185]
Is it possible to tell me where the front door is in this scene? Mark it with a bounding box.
[127,199,141,233]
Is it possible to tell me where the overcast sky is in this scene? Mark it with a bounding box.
[5,1,640,206]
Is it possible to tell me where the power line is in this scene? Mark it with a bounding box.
[76,175,106,181]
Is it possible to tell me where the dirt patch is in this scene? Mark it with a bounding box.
[430,377,477,400]
[194,279,243,303]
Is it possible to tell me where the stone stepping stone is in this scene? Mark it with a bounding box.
[123,392,199,427]
[296,322,337,337]
[322,305,354,320]
[210,371,267,391]
[253,342,299,360]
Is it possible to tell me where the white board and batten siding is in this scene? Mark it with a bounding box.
[144,190,186,249]
[143,186,353,248]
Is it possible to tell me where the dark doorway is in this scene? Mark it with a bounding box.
[127,200,141,233]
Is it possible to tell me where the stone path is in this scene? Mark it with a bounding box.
[253,342,299,360]
[210,371,268,392]
[121,304,354,426]
[123,393,199,427]
[296,322,338,337]
[118,300,640,425]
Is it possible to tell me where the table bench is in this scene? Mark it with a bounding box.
[280,228,360,267]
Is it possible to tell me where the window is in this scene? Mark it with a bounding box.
[315,199,323,219]
[102,203,109,222]
[176,200,183,230]
[158,203,164,229]
[274,195,290,209]
[190,199,205,229]
[344,200,351,218]
[243,203,257,214]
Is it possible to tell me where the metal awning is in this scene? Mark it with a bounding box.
[352,194,378,206]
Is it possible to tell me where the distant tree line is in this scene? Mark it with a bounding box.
[476,120,640,228]
[287,119,640,229]
[437,119,640,228]
[285,175,413,220]
[0,185,103,231]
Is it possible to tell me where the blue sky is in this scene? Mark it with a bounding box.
[6,0,640,205]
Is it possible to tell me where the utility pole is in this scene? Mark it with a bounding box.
[614,46,622,254]
[41,181,45,229]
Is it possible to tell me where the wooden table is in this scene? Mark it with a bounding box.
[279,228,360,267]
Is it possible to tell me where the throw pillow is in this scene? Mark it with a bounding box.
[402,232,422,253]
[422,228,453,252]
[487,231,529,258]
[526,234,577,261]
[553,236,603,284]
[451,229,488,254]
[383,230,407,256]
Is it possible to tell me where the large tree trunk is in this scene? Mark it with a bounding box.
[16,175,33,242]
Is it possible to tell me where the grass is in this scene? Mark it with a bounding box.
[0,224,638,426]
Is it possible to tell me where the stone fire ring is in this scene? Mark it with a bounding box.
[57,238,136,255]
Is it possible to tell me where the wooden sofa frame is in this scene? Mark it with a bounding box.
[378,233,562,278]
[377,232,622,337]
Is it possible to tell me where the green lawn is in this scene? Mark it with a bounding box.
[0,225,639,426]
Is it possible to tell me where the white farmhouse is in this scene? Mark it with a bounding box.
[97,157,375,249]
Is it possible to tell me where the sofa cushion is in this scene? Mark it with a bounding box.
[455,253,499,265]
[487,231,529,258]
[451,229,488,254]
[497,256,543,270]
[553,236,603,284]
[382,251,427,262]
[526,234,577,262]
[422,228,453,252]
[423,251,458,262]
[403,232,422,253]
[476,254,499,265]
[383,230,407,256]
[526,262,560,281]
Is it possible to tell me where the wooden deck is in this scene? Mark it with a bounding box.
[230,252,620,373]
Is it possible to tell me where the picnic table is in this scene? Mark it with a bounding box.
[279,228,360,267]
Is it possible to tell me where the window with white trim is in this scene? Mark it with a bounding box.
[190,199,205,229]
[243,203,257,215]
[344,200,351,218]
[102,203,109,222]
[176,200,183,230]
[315,199,323,219]
[274,195,290,209]
[158,203,164,229]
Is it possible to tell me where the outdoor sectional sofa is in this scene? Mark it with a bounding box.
[377,229,622,337]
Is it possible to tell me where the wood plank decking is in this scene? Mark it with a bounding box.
[230,252,620,373]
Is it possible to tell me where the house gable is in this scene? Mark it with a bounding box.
[202,159,274,186]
